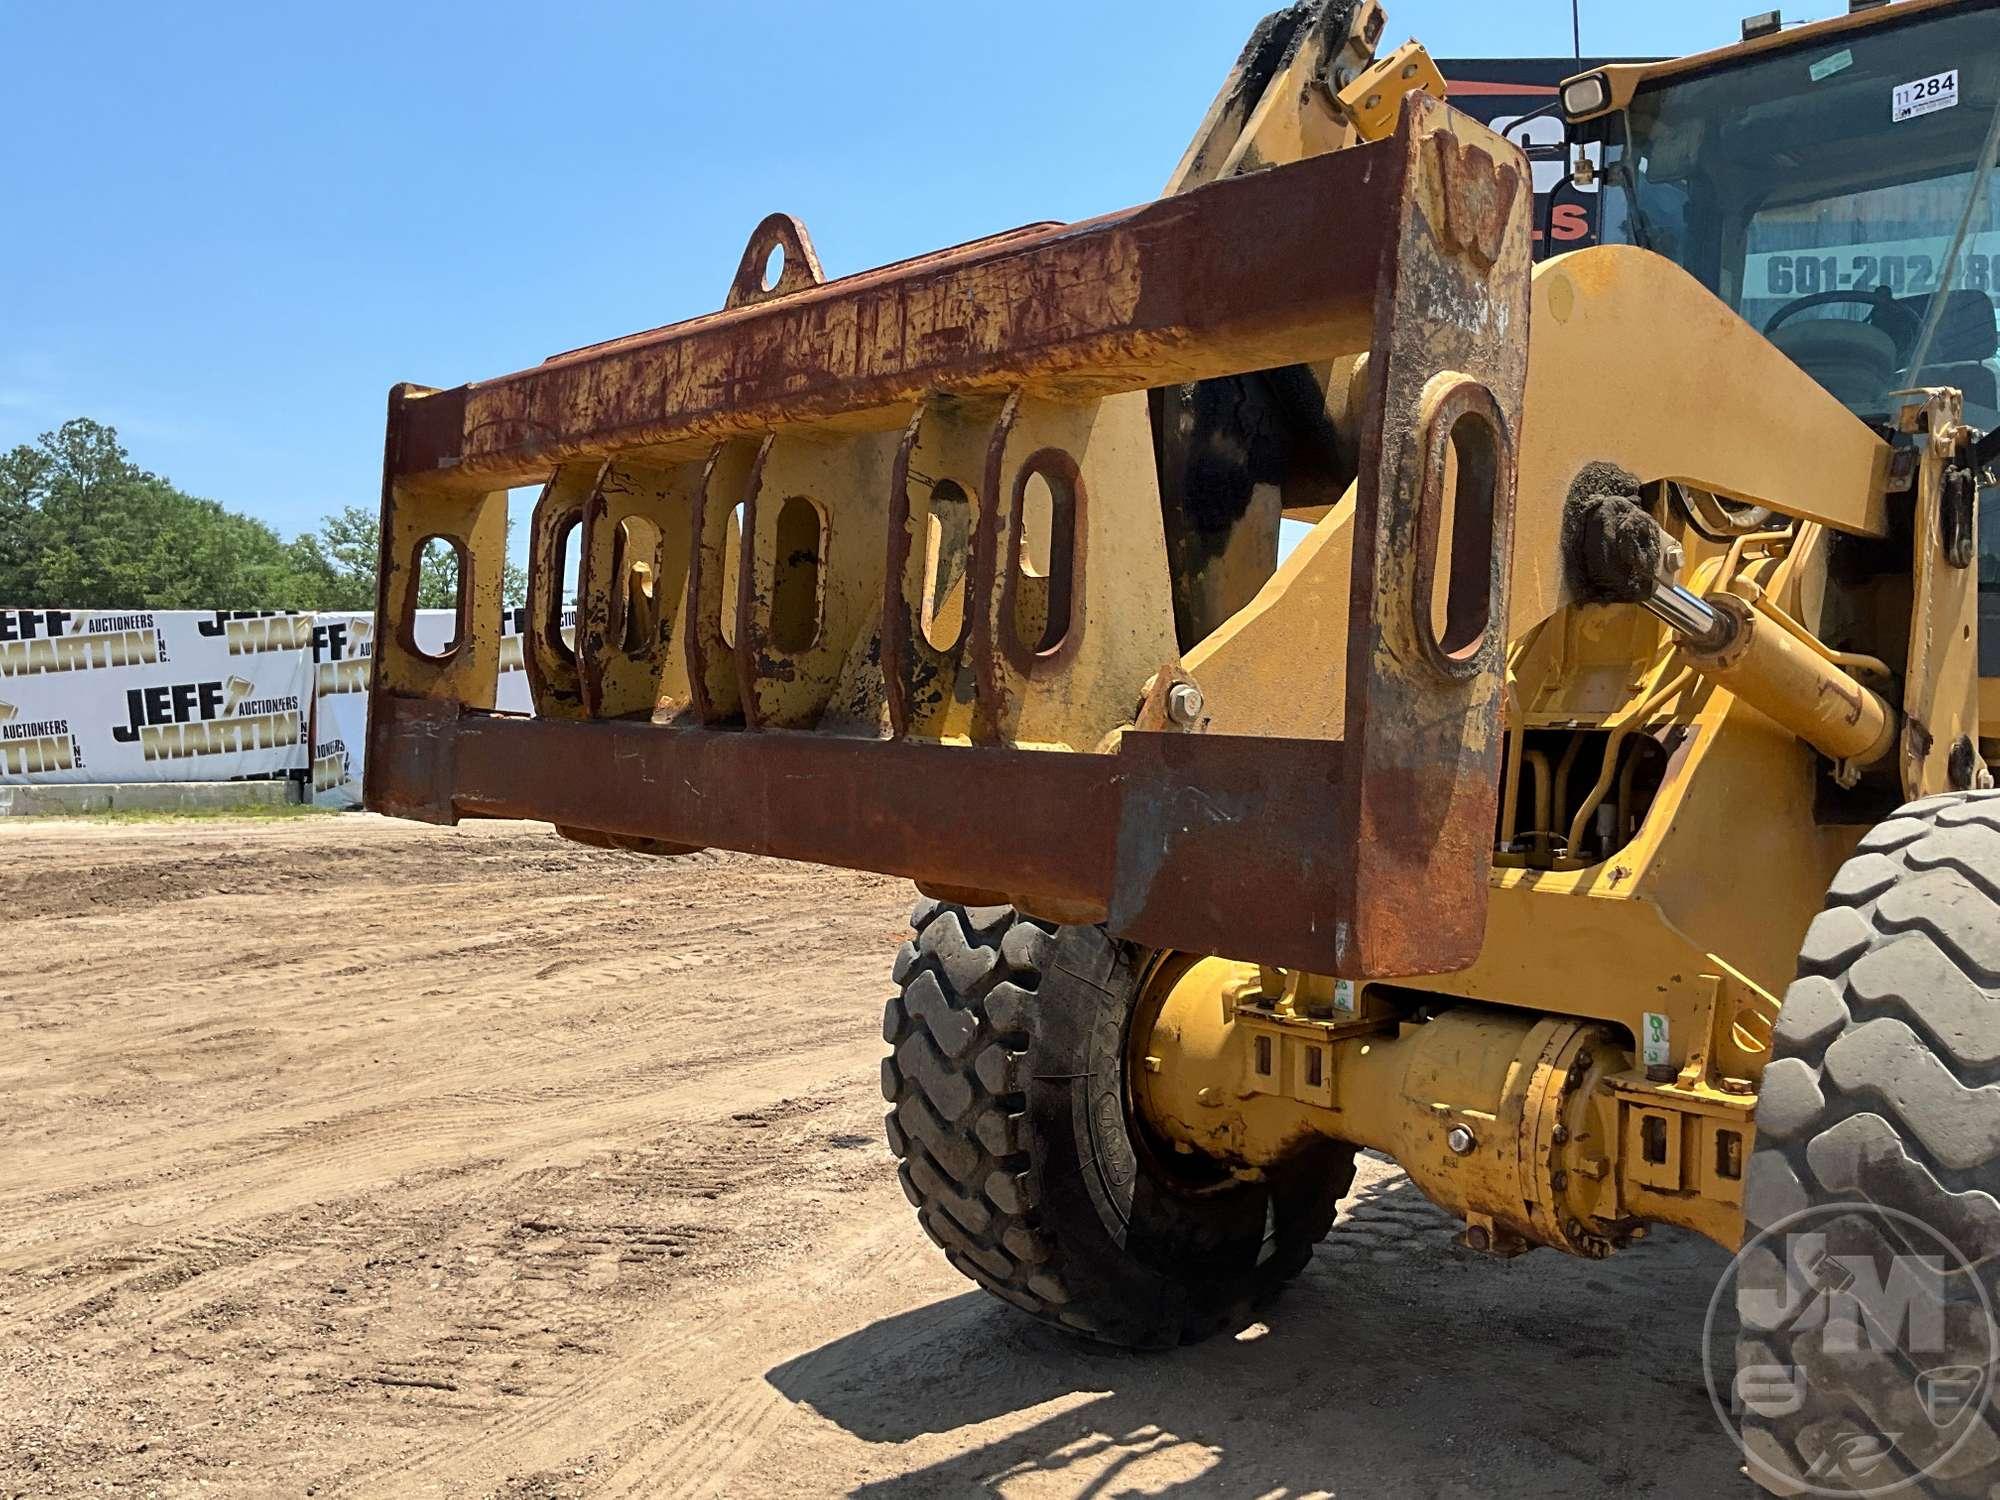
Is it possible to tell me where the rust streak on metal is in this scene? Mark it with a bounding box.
[387,143,1404,493]
[724,212,826,310]
[731,436,778,730]
[371,697,1404,972]
[378,695,1121,910]
[969,393,1022,744]
[684,439,756,725]
[1335,97,1532,974]
[1108,730,1355,970]
[1432,132,1521,270]
[881,403,927,738]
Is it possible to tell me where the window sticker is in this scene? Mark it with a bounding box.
[1809,49,1853,83]
[1893,69,1959,123]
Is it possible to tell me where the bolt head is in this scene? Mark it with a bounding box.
[1166,681,1205,726]
[1446,1124,1477,1155]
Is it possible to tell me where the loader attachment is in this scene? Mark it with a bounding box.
[365,95,1531,978]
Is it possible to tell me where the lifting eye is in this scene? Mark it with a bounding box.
[721,502,744,649]
[1431,412,1499,661]
[1411,377,1510,678]
[545,516,579,663]
[412,535,465,658]
[920,480,974,654]
[1008,452,1079,659]
[612,515,663,655]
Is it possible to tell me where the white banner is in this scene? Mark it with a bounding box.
[0,606,573,799]
[311,606,571,807]
[0,610,312,785]
[311,612,374,807]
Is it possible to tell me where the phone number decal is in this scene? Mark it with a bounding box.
[1761,250,1997,296]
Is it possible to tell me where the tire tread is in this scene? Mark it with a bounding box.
[881,899,1348,1347]
[1741,790,2000,1497]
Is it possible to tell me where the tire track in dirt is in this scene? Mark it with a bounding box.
[0,815,912,1497]
[0,814,1749,1500]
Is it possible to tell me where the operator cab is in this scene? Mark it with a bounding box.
[1560,0,2000,672]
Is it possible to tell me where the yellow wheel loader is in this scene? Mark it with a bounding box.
[365,0,2000,1490]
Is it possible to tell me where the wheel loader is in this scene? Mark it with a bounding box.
[364,0,2000,1490]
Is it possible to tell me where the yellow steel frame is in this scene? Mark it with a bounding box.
[1144,0,1999,1253]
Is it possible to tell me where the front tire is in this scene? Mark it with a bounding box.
[1742,790,2000,1494]
[882,899,1353,1348]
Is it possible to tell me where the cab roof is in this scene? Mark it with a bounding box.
[1566,0,1984,117]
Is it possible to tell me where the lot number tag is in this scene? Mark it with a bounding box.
[1893,69,1958,123]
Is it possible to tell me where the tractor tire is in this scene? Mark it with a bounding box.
[881,899,1354,1348]
[1741,789,2000,1495]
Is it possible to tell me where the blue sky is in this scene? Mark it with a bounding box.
[2,0,1837,546]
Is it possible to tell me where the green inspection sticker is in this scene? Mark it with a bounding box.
[1642,1011,1671,1067]
[1810,49,1854,82]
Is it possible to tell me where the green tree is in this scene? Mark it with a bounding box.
[1,418,526,610]
[290,509,528,610]
[0,439,52,600]
[285,504,386,610]
[2,418,303,607]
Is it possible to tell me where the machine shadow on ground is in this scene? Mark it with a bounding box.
[768,1172,1744,1498]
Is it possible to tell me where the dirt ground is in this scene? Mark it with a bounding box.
[0,813,1748,1498]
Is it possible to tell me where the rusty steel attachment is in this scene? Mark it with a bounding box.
[367,94,1533,978]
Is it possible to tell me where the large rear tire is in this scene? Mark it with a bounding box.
[1742,790,2000,1495]
[882,899,1354,1348]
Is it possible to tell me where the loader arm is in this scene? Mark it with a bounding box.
[366,94,1533,978]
